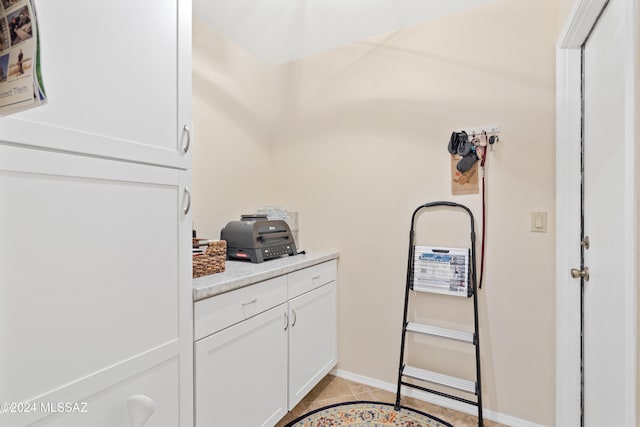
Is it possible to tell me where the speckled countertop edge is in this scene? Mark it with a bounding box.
[193,251,340,302]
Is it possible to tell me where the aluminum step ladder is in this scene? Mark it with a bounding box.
[394,201,483,427]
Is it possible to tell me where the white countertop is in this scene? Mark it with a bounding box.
[193,251,340,301]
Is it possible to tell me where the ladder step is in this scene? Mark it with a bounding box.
[406,322,474,344]
[403,365,476,395]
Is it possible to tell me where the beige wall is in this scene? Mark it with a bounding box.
[557,0,577,33]
[192,18,286,238]
[193,1,560,425]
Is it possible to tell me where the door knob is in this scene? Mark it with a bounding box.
[570,267,590,282]
[582,236,590,250]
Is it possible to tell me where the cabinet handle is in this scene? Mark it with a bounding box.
[241,298,257,306]
[181,124,191,154]
[291,309,297,327]
[182,187,191,215]
[284,312,288,331]
[312,275,321,281]
[127,395,156,427]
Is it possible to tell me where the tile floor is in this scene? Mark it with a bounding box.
[275,374,510,427]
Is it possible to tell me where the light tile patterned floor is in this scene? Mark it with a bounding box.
[275,374,510,427]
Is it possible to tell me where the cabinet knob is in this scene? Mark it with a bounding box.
[127,394,156,427]
[181,124,191,154]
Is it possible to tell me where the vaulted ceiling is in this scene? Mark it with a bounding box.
[193,0,494,64]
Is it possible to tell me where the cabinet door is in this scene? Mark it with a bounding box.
[0,144,192,426]
[16,358,180,427]
[195,304,288,427]
[0,0,192,169]
[288,282,337,409]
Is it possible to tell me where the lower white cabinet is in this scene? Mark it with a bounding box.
[195,304,289,427]
[194,260,337,427]
[288,283,337,409]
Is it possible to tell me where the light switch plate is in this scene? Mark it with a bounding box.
[531,211,547,233]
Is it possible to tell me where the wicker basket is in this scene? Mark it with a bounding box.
[193,240,226,278]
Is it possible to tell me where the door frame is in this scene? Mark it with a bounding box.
[556,0,638,426]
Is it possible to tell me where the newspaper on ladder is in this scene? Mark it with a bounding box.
[412,246,471,297]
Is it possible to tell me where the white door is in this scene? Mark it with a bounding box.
[582,1,635,424]
[557,0,638,426]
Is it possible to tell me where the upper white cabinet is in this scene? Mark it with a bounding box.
[0,0,192,169]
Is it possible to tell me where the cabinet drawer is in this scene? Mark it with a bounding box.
[194,275,288,340]
[288,260,337,299]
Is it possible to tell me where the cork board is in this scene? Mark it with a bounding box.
[451,155,479,195]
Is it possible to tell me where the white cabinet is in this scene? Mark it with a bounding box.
[0,1,193,426]
[194,275,289,427]
[2,0,192,170]
[288,282,337,409]
[195,304,289,427]
[194,260,338,426]
[25,359,181,427]
[194,276,288,341]
[0,144,192,427]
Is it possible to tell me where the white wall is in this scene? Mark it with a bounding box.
[193,1,561,424]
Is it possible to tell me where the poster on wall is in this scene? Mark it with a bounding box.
[412,246,471,297]
[0,0,45,116]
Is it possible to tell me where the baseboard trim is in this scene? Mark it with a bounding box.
[331,369,550,427]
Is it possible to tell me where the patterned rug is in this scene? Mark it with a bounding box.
[285,401,453,427]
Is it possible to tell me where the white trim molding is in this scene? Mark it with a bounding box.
[332,369,549,427]
[558,0,608,49]
[554,45,583,427]
[556,0,638,426]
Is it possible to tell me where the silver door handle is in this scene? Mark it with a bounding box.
[291,310,297,327]
[284,313,288,331]
[181,125,191,154]
[570,267,590,282]
[182,187,191,215]
[241,298,257,306]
